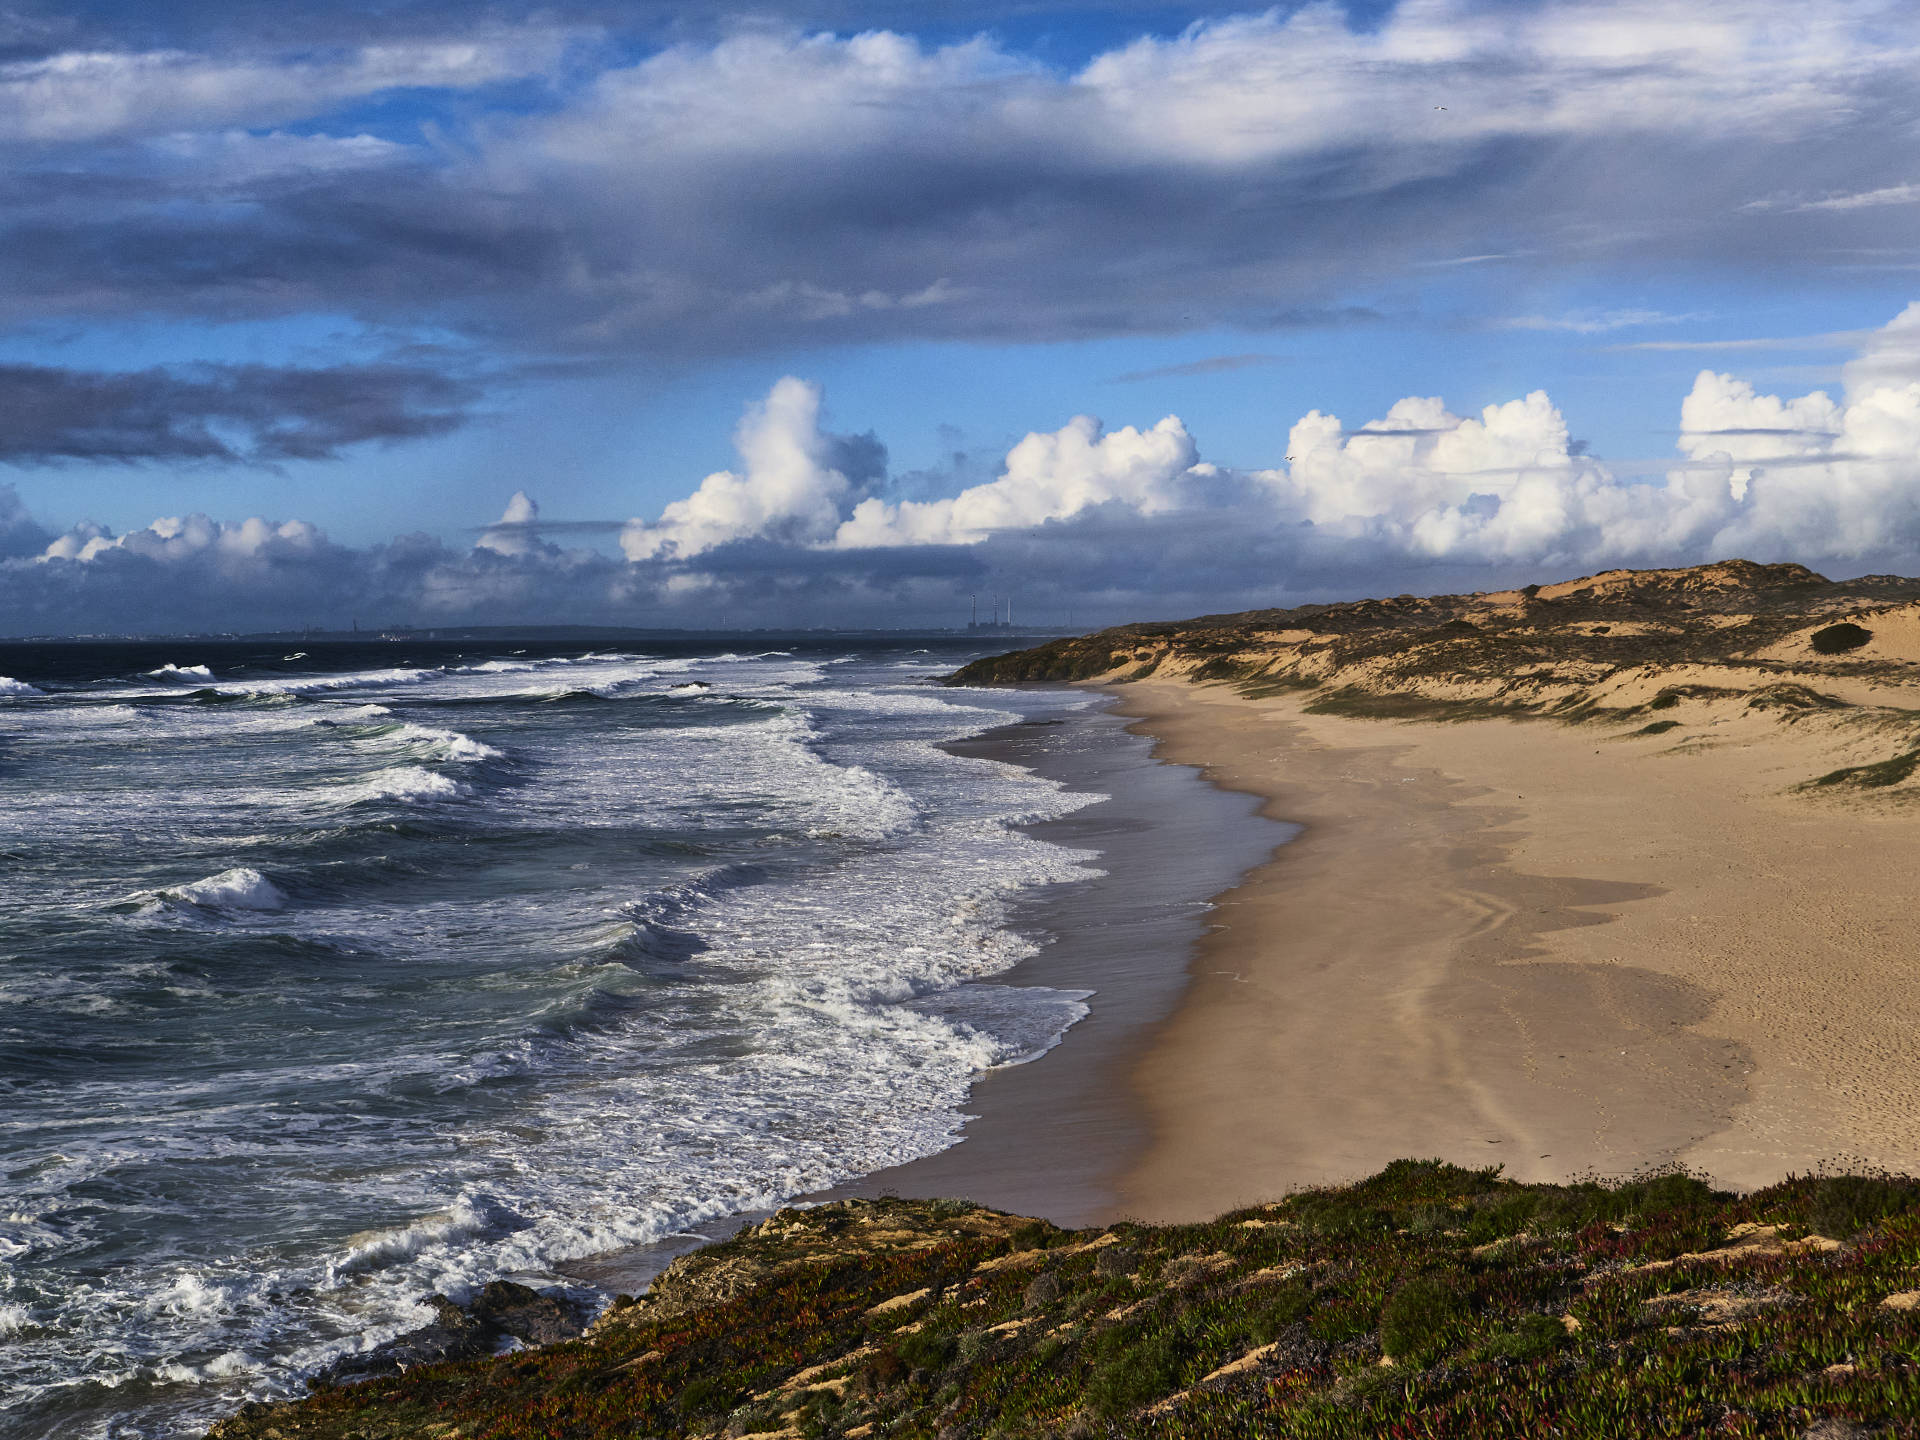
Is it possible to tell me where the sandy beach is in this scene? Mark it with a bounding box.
[1111,678,1920,1221]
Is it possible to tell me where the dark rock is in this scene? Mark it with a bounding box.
[472,1281,582,1346]
[314,1285,588,1386]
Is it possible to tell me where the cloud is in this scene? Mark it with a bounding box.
[0,32,571,143]
[1107,353,1290,383]
[0,361,479,465]
[619,377,885,559]
[1746,182,1920,213]
[0,3,1917,361]
[0,484,52,557]
[476,491,543,557]
[1609,329,1878,353]
[12,302,1920,635]
[836,413,1207,547]
[1498,309,1700,335]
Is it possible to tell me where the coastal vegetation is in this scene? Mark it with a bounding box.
[946,559,1920,795]
[209,1160,1920,1439]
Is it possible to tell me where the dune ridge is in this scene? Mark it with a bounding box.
[954,558,1920,1211]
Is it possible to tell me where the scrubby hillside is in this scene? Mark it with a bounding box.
[947,560,1920,794]
[209,1162,1920,1440]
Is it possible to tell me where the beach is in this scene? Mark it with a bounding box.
[819,705,1283,1227]
[1106,679,1920,1220]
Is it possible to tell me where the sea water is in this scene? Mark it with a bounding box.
[0,636,1098,1438]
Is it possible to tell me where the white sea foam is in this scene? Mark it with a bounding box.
[149,663,214,680]
[0,674,41,695]
[227,666,435,697]
[0,646,1132,1438]
[170,868,289,912]
[147,1273,234,1318]
[329,1195,518,1280]
[398,724,504,762]
[336,765,465,804]
[0,1302,30,1336]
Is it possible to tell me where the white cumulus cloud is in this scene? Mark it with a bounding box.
[835,415,1204,547]
[620,377,877,560]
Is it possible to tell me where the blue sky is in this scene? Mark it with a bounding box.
[4,0,1920,632]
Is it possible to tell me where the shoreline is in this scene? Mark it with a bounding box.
[563,693,1282,1297]
[820,700,1283,1224]
[1106,679,1920,1220]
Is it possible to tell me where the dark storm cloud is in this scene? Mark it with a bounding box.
[0,362,480,465]
[0,4,1915,361]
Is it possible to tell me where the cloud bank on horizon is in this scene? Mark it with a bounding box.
[6,0,1920,631]
[13,304,1920,633]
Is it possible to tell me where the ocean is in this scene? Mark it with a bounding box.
[0,635,1102,1439]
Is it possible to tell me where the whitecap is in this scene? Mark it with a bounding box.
[397,724,504,762]
[329,1195,522,1279]
[170,868,288,912]
[0,675,42,695]
[336,766,465,804]
[148,663,214,680]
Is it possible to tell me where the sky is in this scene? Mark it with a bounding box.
[4,0,1920,633]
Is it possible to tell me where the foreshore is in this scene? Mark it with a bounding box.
[565,697,1281,1297]
[1107,678,1920,1219]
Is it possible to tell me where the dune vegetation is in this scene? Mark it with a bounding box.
[210,1161,1920,1439]
[946,561,1920,796]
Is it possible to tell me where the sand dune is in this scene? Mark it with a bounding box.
[953,560,1920,1217]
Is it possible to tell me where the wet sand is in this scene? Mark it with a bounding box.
[1112,680,1920,1221]
[563,698,1282,1293]
[825,703,1284,1224]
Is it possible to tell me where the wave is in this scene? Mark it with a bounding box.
[149,663,214,681]
[328,1194,530,1281]
[166,867,290,913]
[0,675,42,695]
[335,765,466,805]
[397,724,504,763]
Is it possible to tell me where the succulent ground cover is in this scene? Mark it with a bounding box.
[209,1161,1920,1439]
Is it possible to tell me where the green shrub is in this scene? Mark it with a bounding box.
[1810,622,1872,654]
[1086,1327,1187,1416]
[1093,1245,1136,1277]
[1024,1271,1062,1309]
[1462,1193,1538,1244]
[1636,719,1681,736]
[1808,1175,1920,1237]
[1241,1282,1312,1343]
[895,1327,957,1372]
[1286,1193,1392,1238]
[1609,1171,1716,1220]
[1812,750,1920,789]
[1477,1313,1566,1364]
[1649,691,1680,710]
[1379,1273,1471,1366]
[677,1375,734,1416]
[1308,1297,1375,1344]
